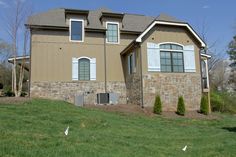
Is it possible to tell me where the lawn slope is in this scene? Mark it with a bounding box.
[0,99,236,157]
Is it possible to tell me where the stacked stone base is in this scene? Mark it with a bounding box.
[30,81,127,104]
[31,73,203,111]
[143,73,202,111]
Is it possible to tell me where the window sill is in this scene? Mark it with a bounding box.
[70,40,84,43]
[106,41,120,45]
[72,80,96,82]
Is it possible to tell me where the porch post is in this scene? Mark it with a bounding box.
[204,59,211,113]
[11,64,14,92]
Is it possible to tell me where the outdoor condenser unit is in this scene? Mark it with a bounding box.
[97,93,109,104]
[97,93,119,104]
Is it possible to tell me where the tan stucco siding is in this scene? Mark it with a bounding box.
[141,25,201,74]
[31,29,137,82]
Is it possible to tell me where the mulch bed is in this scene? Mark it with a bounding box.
[0,97,219,119]
[0,97,31,105]
[84,104,219,120]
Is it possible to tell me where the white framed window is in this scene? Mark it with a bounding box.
[72,57,96,81]
[106,22,120,44]
[147,42,196,73]
[79,58,90,80]
[159,43,184,73]
[69,19,84,42]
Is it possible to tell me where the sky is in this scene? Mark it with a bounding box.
[0,0,235,57]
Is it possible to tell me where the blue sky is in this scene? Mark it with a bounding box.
[0,0,235,56]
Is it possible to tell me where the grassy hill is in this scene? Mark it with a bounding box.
[0,99,236,157]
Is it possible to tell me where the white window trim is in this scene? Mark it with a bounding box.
[136,21,206,47]
[159,42,184,52]
[106,21,120,44]
[159,42,184,48]
[77,56,91,61]
[69,19,84,42]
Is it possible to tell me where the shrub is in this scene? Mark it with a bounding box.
[200,95,209,115]
[210,90,236,113]
[153,95,162,114]
[3,86,15,97]
[176,96,185,116]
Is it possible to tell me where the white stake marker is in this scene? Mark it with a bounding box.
[64,126,69,136]
[182,145,187,151]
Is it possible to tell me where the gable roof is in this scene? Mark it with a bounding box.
[27,8,185,33]
[135,21,206,47]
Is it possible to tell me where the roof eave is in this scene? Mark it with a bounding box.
[100,12,124,20]
[201,53,212,59]
[120,41,137,56]
[64,9,89,15]
[26,24,68,30]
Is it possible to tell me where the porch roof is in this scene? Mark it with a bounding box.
[8,56,30,71]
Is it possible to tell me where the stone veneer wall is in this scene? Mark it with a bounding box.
[126,73,142,105]
[30,81,127,104]
[143,73,202,111]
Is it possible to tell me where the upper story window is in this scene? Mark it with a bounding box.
[160,44,184,73]
[70,19,84,42]
[106,22,119,44]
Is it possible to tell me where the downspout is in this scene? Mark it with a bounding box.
[28,29,32,97]
[139,44,144,108]
[199,48,203,93]
[104,32,107,93]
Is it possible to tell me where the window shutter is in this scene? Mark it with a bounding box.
[90,58,96,80]
[72,57,78,80]
[183,45,196,72]
[147,42,160,71]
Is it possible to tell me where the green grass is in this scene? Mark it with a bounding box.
[0,99,236,157]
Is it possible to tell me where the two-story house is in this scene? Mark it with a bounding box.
[26,8,211,111]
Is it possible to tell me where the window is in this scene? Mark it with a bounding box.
[70,19,84,42]
[128,52,136,74]
[106,22,119,43]
[79,58,90,80]
[160,44,183,50]
[160,44,184,72]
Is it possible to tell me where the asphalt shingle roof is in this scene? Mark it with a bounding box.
[27,8,185,32]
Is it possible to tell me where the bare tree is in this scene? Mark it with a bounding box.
[198,18,226,72]
[0,39,12,64]
[209,60,228,90]
[4,0,32,97]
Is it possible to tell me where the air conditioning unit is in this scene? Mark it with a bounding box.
[97,93,119,104]
[97,93,109,104]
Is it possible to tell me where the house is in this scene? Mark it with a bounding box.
[26,8,211,111]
